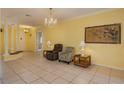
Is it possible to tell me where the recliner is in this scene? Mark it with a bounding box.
[44,44,63,61]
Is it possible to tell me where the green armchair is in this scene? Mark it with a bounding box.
[59,47,74,64]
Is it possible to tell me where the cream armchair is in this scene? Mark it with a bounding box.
[59,47,74,64]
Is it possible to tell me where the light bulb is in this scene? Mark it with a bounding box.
[45,19,47,24]
[54,19,57,24]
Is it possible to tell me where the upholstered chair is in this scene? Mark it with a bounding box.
[43,44,63,61]
[59,47,74,64]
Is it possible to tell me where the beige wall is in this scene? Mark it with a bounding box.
[43,9,124,70]
[0,25,36,55]
[19,26,36,52]
[0,28,4,54]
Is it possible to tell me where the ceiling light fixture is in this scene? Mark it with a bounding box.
[24,28,29,33]
[44,8,57,26]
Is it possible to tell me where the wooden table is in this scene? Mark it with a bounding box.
[73,54,91,68]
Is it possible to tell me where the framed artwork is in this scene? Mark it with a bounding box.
[85,23,121,44]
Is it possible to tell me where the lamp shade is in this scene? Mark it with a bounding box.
[80,41,85,48]
[47,41,51,47]
[79,41,86,56]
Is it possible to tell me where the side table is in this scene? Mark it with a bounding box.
[73,54,91,68]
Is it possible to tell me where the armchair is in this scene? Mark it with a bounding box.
[59,47,74,64]
[43,44,63,61]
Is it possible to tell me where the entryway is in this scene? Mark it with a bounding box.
[36,32,43,52]
[18,31,25,51]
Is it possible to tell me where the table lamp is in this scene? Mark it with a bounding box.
[47,41,52,49]
[79,41,86,56]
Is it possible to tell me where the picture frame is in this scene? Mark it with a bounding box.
[85,23,121,44]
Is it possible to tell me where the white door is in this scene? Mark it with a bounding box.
[18,32,25,51]
[36,32,42,51]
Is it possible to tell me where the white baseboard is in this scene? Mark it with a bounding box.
[92,62,124,71]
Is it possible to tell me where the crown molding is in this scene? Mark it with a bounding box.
[63,8,119,22]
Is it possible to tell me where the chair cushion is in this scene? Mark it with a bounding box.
[59,47,74,62]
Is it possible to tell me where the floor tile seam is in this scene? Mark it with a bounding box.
[28,77,48,84]
[88,67,98,84]
[66,72,81,83]
[7,63,29,82]
[4,64,27,84]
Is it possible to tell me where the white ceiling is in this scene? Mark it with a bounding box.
[2,8,113,26]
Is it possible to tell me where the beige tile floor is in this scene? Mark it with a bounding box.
[1,52,124,84]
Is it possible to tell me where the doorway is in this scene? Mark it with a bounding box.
[18,31,25,51]
[36,32,42,52]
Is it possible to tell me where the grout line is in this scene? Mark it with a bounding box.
[6,58,40,84]
[14,59,50,84]
[48,76,61,84]
[29,77,49,84]
[18,57,59,84]
[108,68,112,84]
[67,71,82,84]
[3,64,27,84]
[88,67,99,84]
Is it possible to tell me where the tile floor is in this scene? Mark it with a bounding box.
[1,52,124,84]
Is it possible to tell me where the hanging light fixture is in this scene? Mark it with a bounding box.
[44,8,57,26]
[24,28,29,33]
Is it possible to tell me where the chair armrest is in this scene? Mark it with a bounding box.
[43,50,53,53]
[59,52,67,55]
[59,52,73,57]
[46,50,53,53]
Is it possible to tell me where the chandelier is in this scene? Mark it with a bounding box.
[44,8,57,26]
